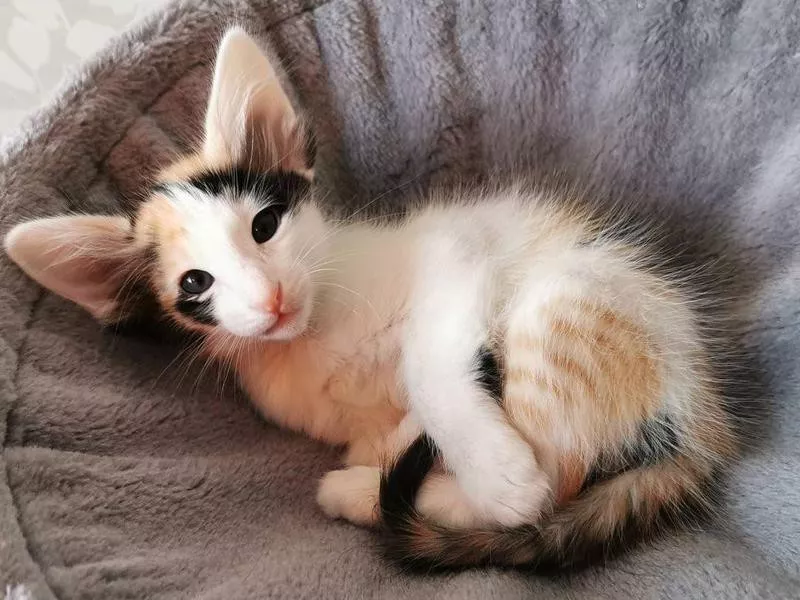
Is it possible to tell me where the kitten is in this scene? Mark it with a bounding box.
[4,28,737,570]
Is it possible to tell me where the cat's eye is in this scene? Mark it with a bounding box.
[180,269,214,295]
[252,207,280,244]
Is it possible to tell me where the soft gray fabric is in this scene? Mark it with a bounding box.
[1,0,799,598]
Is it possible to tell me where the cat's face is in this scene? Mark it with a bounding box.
[3,27,322,343]
[137,169,326,341]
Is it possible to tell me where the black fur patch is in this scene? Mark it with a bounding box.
[187,168,310,214]
[379,434,438,569]
[582,415,680,491]
[100,257,180,341]
[175,294,216,326]
[380,435,437,527]
[150,182,171,196]
[621,415,680,466]
[474,345,503,404]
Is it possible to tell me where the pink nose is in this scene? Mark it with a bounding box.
[265,283,283,315]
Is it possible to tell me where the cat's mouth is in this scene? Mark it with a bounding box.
[254,281,311,340]
[254,305,302,340]
[267,308,297,332]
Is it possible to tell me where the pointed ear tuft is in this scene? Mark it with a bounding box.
[204,27,313,177]
[4,215,146,322]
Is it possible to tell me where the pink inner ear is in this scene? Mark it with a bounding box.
[54,254,130,316]
[203,28,310,173]
[4,215,136,321]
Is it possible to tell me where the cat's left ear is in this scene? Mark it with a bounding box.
[203,27,313,177]
[4,215,147,323]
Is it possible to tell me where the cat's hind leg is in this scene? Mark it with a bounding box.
[401,235,551,527]
[319,414,482,528]
[502,267,675,504]
[317,466,481,529]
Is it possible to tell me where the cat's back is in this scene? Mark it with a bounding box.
[400,184,593,276]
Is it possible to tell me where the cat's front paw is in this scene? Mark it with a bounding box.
[316,466,381,527]
[457,434,551,527]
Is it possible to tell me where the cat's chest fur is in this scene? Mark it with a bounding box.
[237,230,414,445]
[231,201,559,447]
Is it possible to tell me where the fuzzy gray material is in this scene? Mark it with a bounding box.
[1,1,798,598]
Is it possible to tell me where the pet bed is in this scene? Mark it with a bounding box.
[1,1,798,598]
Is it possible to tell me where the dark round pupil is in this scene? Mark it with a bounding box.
[180,269,214,294]
[252,208,280,244]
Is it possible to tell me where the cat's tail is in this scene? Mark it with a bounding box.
[379,435,723,571]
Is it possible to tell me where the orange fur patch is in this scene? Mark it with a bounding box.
[556,453,589,504]
[503,299,664,497]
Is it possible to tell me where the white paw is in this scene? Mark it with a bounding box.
[316,466,381,527]
[455,432,551,527]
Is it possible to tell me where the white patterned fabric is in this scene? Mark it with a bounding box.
[0,0,166,136]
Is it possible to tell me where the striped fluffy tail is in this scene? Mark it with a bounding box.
[379,435,721,571]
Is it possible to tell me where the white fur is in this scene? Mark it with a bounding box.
[400,205,551,525]
[155,184,324,339]
[317,466,382,526]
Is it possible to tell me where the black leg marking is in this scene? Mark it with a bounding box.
[474,345,503,404]
[379,433,438,566]
[380,434,438,527]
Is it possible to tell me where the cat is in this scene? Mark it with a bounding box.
[3,28,737,570]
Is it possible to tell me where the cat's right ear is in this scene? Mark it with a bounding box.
[4,215,145,322]
[203,27,313,177]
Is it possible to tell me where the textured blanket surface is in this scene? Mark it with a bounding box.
[1,1,799,598]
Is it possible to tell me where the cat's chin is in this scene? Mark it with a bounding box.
[256,317,304,342]
[254,302,313,343]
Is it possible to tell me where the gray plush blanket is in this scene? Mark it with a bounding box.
[1,1,799,598]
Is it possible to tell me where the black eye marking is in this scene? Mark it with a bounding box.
[175,297,216,326]
[187,168,310,209]
[183,169,311,247]
[180,269,214,295]
[176,270,216,326]
[252,207,280,244]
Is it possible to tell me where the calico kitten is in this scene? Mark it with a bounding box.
[4,28,737,570]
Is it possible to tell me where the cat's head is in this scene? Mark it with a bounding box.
[4,28,326,342]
